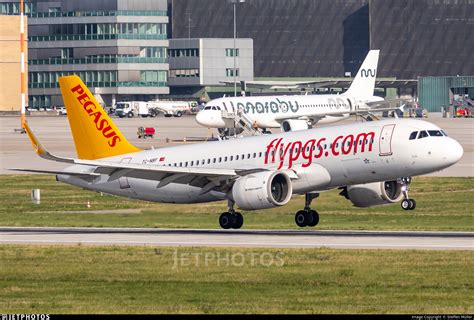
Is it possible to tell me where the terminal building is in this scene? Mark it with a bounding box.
[168,38,254,99]
[1,0,169,108]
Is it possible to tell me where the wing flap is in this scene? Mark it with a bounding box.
[9,168,100,177]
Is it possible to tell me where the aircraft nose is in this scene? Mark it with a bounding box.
[445,138,464,165]
[195,111,211,127]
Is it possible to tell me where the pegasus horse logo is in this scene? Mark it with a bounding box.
[360,68,376,78]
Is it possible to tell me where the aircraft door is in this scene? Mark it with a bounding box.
[119,157,132,189]
[379,124,395,156]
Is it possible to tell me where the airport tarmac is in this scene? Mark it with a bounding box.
[0,227,472,250]
[0,113,472,176]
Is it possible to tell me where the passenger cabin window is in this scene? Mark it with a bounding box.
[418,131,429,139]
[409,131,418,140]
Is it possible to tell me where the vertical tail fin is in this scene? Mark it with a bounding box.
[344,50,380,98]
[59,75,141,160]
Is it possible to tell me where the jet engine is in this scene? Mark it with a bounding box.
[232,171,293,210]
[281,119,311,132]
[340,180,404,207]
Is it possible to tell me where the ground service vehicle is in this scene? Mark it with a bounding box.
[115,101,150,118]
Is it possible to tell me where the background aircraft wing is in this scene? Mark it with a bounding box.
[273,103,406,123]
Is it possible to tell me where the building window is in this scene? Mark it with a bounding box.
[61,48,73,59]
[226,68,239,77]
[168,48,199,57]
[169,69,200,78]
[140,47,167,58]
[140,70,167,82]
[225,48,239,57]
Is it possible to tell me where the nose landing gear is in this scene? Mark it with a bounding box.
[400,177,416,210]
[295,193,320,228]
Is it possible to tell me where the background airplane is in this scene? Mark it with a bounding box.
[15,76,463,229]
[195,50,404,136]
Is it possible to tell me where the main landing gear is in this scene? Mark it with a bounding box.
[219,200,243,229]
[400,177,416,210]
[295,193,320,228]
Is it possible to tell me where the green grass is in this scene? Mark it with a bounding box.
[0,175,472,230]
[0,245,472,314]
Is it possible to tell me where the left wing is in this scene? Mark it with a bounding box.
[16,121,263,194]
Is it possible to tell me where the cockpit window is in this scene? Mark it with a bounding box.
[418,131,429,139]
[428,130,443,137]
[409,131,418,140]
[211,106,216,110]
[204,106,211,110]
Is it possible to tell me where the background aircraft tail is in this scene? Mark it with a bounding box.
[343,50,380,98]
[59,75,141,160]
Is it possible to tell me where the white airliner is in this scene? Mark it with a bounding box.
[16,76,463,229]
[196,50,396,133]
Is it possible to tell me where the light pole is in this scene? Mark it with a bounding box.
[229,0,245,97]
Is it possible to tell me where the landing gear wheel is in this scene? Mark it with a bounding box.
[401,199,416,211]
[295,210,307,228]
[307,210,319,227]
[233,212,243,229]
[219,212,232,229]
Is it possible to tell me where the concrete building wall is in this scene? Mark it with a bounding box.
[168,38,253,87]
[201,38,253,86]
[0,15,27,112]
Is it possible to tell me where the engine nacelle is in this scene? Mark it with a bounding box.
[232,171,293,210]
[343,181,404,207]
[281,119,311,132]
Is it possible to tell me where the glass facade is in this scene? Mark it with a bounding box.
[29,95,51,108]
[0,4,165,17]
[140,70,167,82]
[28,10,167,18]
[29,70,168,89]
[29,71,118,88]
[29,56,168,65]
[0,1,35,14]
[29,23,167,41]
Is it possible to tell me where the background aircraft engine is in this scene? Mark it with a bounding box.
[232,171,293,210]
[341,181,404,207]
[281,119,311,132]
